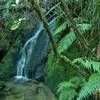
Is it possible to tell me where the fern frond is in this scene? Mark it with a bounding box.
[57,31,75,53]
[57,81,76,93]
[73,58,100,72]
[54,21,68,36]
[69,76,86,88]
[57,76,87,100]
[57,23,92,53]
[78,23,92,33]
[57,81,77,100]
[58,89,77,100]
[77,73,100,100]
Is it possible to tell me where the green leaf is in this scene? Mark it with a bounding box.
[10,18,26,30]
[57,23,92,53]
[59,89,77,100]
[54,21,68,36]
[57,32,75,53]
[57,81,78,100]
[77,73,100,100]
[10,20,21,30]
[57,81,76,93]
[73,58,100,72]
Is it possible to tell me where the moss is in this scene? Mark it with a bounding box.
[0,82,57,100]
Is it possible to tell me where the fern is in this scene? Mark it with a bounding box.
[77,73,100,100]
[57,77,85,100]
[73,58,100,72]
[57,81,77,100]
[57,31,75,53]
[58,89,77,100]
[57,23,92,53]
[57,82,76,92]
[69,77,86,88]
[54,21,68,36]
[82,0,100,29]
[78,24,92,33]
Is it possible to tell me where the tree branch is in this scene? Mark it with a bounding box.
[29,0,89,78]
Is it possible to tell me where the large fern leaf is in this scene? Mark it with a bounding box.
[57,23,92,53]
[73,58,100,72]
[77,73,100,100]
[57,31,75,53]
[57,76,86,100]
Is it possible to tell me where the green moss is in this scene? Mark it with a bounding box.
[0,82,57,100]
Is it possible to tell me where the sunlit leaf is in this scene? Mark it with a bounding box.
[10,18,26,30]
[10,20,21,31]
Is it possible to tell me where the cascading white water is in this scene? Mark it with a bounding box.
[15,24,43,80]
[15,18,56,80]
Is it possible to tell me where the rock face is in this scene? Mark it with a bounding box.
[1,82,57,100]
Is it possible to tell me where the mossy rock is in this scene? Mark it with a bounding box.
[1,81,57,100]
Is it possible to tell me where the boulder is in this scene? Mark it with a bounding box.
[2,82,57,100]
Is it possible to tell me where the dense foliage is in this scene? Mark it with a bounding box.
[46,0,100,100]
[0,0,100,100]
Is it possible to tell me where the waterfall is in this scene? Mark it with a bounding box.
[15,24,43,80]
[15,18,56,80]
